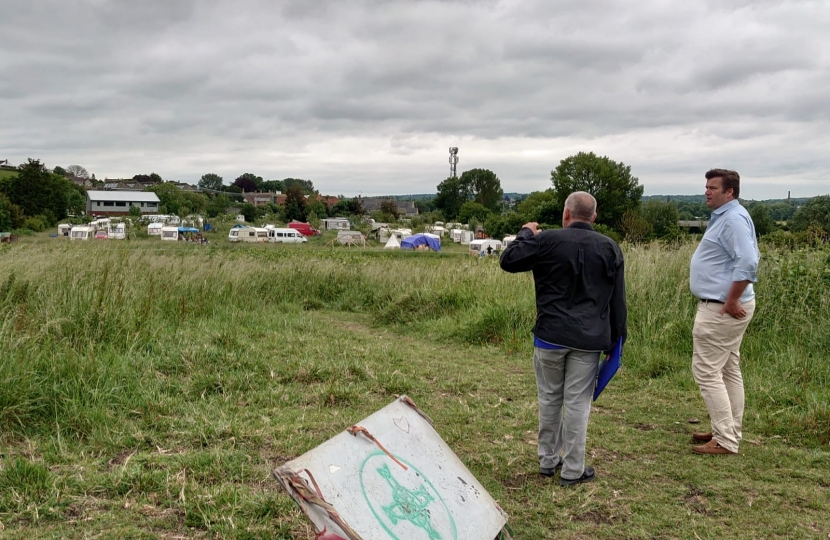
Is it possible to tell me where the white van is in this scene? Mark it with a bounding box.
[69,226,94,241]
[160,226,180,241]
[268,228,307,244]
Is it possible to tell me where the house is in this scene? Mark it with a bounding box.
[242,192,279,206]
[361,198,419,216]
[86,190,161,216]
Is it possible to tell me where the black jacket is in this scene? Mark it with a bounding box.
[500,222,627,351]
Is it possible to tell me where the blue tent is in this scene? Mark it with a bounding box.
[178,227,199,233]
[400,233,441,251]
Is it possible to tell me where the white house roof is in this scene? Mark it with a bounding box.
[86,190,160,203]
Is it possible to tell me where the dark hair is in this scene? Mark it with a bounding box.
[705,169,740,199]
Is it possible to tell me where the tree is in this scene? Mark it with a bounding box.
[748,203,776,237]
[53,166,67,177]
[240,203,258,223]
[331,198,363,217]
[517,189,562,225]
[283,178,316,195]
[790,195,830,233]
[0,193,24,230]
[232,173,263,192]
[379,200,402,221]
[459,168,503,212]
[415,199,436,213]
[66,164,89,179]
[642,199,681,239]
[128,205,142,219]
[458,201,492,224]
[145,183,208,217]
[551,152,643,230]
[2,159,72,224]
[281,186,307,222]
[206,194,231,218]
[198,173,224,191]
[260,179,285,193]
[434,177,466,220]
[618,210,651,244]
[484,212,528,240]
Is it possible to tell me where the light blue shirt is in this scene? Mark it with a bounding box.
[690,199,759,303]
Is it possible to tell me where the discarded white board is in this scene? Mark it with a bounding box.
[274,396,509,540]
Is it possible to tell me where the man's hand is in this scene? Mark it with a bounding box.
[720,299,747,319]
[522,222,541,235]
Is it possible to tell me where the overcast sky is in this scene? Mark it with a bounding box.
[2,0,828,199]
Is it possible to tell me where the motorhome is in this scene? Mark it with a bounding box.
[69,226,94,241]
[267,228,307,244]
[160,226,180,241]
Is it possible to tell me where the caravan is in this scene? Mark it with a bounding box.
[147,223,163,236]
[160,226,180,241]
[69,226,94,241]
[469,239,503,256]
[109,222,127,240]
[232,227,268,243]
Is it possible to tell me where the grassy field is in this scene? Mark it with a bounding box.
[1,234,829,539]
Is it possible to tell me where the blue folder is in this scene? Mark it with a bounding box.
[593,337,623,401]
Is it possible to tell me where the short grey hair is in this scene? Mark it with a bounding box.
[564,191,597,222]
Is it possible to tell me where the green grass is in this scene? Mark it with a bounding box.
[0,236,828,538]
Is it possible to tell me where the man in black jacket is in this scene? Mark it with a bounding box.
[500,191,627,486]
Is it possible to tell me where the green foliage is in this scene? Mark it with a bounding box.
[206,194,232,218]
[52,165,67,176]
[748,203,777,236]
[457,201,491,224]
[592,223,621,243]
[618,210,651,243]
[145,183,208,217]
[551,152,644,231]
[198,173,224,191]
[642,199,681,239]
[434,176,466,220]
[379,200,402,221]
[232,173,262,192]
[0,193,24,230]
[484,211,527,240]
[331,197,363,217]
[790,195,830,232]
[282,178,316,195]
[459,168,504,211]
[239,202,258,223]
[281,186,307,222]
[0,159,77,227]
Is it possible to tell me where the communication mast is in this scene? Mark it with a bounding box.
[449,147,459,178]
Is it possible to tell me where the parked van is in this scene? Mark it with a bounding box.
[161,226,180,241]
[288,222,320,236]
[70,226,94,241]
[268,228,308,244]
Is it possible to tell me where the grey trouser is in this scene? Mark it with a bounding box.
[533,347,600,480]
[692,299,755,453]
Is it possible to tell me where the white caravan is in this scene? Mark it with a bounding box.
[109,222,127,240]
[160,226,180,241]
[502,235,517,249]
[69,226,94,240]
[469,239,503,256]
[147,223,163,235]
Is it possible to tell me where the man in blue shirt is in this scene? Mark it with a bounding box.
[689,169,759,455]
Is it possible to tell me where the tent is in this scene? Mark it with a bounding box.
[178,227,199,233]
[401,233,441,251]
[383,235,401,249]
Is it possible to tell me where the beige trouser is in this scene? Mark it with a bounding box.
[691,299,755,453]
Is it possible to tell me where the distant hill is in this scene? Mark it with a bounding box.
[644,194,812,205]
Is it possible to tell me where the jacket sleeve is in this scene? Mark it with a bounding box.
[610,249,628,345]
[499,228,540,273]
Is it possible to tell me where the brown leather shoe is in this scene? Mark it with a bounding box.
[692,440,736,455]
[692,431,713,443]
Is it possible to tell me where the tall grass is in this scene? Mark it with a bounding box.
[1,240,828,448]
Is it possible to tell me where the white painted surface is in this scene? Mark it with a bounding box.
[276,396,508,540]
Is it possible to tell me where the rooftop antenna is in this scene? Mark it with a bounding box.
[449,147,459,178]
